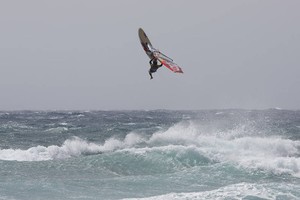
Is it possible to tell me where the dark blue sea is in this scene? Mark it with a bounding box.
[0,110,299,200]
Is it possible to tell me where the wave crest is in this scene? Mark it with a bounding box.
[1,121,299,178]
[0,137,102,161]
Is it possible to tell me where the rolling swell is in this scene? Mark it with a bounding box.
[1,119,299,178]
[1,110,300,199]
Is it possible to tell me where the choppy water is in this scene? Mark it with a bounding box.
[0,110,299,200]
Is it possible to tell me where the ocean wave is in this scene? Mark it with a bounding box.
[123,182,299,200]
[1,121,299,178]
[146,121,300,177]
[44,127,69,133]
[0,121,34,131]
[0,137,102,161]
[0,132,147,162]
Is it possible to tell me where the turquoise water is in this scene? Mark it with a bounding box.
[0,110,299,199]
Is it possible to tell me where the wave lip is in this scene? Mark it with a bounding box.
[145,121,300,177]
[0,132,147,162]
[0,137,103,161]
[1,121,299,178]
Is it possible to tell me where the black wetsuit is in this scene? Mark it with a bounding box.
[149,59,163,79]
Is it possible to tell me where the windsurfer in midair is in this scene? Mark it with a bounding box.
[148,58,163,79]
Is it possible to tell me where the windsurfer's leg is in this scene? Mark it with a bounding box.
[149,71,153,79]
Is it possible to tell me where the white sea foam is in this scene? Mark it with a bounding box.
[146,122,300,177]
[0,137,102,161]
[100,132,146,151]
[45,127,68,133]
[1,121,299,178]
[0,133,146,162]
[123,182,299,200]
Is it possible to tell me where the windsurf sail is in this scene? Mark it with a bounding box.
[138,28,184,73]
[154,51,183,73]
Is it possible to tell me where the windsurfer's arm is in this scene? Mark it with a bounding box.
[149,59,153,65]
[158,60,163,67]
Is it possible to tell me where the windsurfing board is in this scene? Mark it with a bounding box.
[138,28,154,59]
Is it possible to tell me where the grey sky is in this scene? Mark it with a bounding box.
[0,0,299,110]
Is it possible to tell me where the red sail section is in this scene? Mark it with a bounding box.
[155,52,183,73]
[159,58,183,73]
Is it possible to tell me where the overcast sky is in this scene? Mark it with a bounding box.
[0,0,299,110]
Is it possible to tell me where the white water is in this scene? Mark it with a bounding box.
[1,121,299,177]
[123,182,299,200]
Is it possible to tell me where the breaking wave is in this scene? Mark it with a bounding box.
[123,182,300,200]
[0,137,102,161]
[1,121,299,177]
[0,133,146,162]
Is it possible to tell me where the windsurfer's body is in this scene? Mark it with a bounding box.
[149,58,162,79]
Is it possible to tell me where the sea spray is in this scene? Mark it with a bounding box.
[0,110,299,199]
